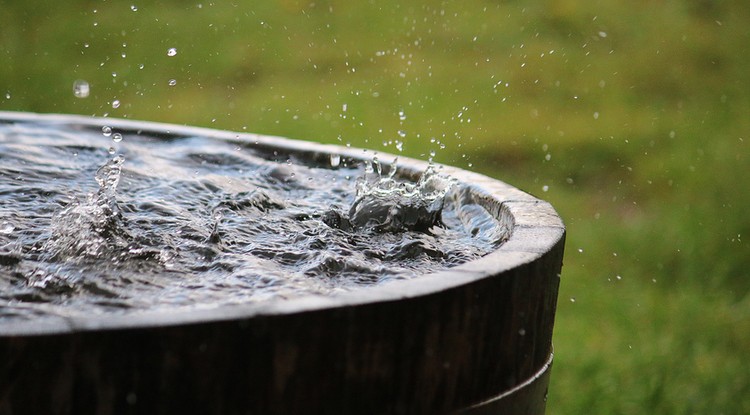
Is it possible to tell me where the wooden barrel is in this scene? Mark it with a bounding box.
[0,112,565,415]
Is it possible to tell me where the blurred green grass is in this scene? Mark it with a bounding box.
[2,0,748,413]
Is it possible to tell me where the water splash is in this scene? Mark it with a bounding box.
[347,161,455,233]
[43,155,130,261]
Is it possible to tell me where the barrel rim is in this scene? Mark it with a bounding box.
[0,111,564,336]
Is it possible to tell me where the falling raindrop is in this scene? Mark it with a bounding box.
[73,80,90,98]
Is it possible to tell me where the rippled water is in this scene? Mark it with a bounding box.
[0,120,508,319]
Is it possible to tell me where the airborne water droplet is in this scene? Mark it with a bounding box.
[112,100,121,109]
[73,80,90,98]
[130,5,138,11]
[167,48,178,57]
[168,79,177,86]
[330,154,341,167]
[112,133,123,143]
[102,126,112,137]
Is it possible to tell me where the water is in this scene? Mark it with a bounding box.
[0,120,508,319]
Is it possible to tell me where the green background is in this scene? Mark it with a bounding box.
[2,1,748,412]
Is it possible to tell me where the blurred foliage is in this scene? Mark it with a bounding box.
[1,0,749,413]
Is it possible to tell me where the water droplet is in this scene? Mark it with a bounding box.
[0,222,14,234]
[542,185,549,192]
[4,92,10,100]
[167,48,178,57]
[73,80,90,98]
[570,297,576,303]
[397,130,406,138]
[168,79,177,86]
[398,110,406,121]
[598,31,607,38]
[578,248,584,253]
[593,111,599,119]
[616,275,622,280]
[112,99,121,109]
[112,133,123,143]
[330,154,341,167]
[130,5,138,11]
[102,126,112,137]
[395,141,404,152]
[518,328,526,336]
[108,146,116,155]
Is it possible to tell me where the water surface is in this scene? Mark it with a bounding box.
[0,120,507,319]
